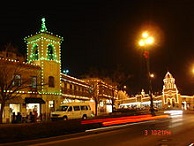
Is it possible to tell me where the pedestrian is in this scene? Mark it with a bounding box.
[16,112,22,123]
[11,112,16,123]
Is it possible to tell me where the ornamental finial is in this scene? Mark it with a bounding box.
[40,17,47,32]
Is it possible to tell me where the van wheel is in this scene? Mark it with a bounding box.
[82,115,87,120]
[63,116,68,121]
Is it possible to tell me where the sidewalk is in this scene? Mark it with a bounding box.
[183,110,194,114]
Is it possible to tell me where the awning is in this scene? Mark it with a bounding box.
[25,98,45,104]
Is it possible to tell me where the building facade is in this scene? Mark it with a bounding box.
[0,18,117,123]
[118,71,194,111]
[83,78,118,115]
[0,55,42,123]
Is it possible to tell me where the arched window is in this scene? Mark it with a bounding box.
[31,45,38,60]
[47,45,55,60]
[48,76,54,87]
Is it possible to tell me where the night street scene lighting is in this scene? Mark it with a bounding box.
[138,31,156,116]
[63,69,69,74]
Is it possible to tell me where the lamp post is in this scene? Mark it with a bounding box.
[138,31,155,116]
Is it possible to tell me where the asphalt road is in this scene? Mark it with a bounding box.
[2,111,194,146]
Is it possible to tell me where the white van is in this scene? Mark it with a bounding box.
[51,102,94,121]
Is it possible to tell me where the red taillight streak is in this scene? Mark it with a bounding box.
[102,115,169,126]
[81,114,152,125]
[102,117,151,126]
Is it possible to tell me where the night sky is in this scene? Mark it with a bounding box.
[1,0,194,95]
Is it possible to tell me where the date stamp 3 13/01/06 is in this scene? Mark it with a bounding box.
[144,129,172,136]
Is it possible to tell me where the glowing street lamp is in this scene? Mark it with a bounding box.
[150,73,155,78]
[63,69,69,74]
[138,31,155,47]
[192,67,194,75]
[138,31,155,116]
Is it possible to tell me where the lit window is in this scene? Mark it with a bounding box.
[49,101,54,108]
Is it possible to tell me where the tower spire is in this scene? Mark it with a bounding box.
[40,17,47,32]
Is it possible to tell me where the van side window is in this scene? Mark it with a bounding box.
[61,106,68,111]
[87,105,91,110]
[73,106,80,111]
[68,106,72,112]
[81,105,88,110]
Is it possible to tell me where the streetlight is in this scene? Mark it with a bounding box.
[63,69,69,74]
[138,31,156,116]
[150,73,155,78]
[192,66,194,75]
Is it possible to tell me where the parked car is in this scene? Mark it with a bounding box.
[51,102,94,121]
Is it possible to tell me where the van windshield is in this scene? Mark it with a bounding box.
[56,106,68,111]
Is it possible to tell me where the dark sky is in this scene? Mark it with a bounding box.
[1,0,194,95]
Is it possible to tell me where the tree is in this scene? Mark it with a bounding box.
[81,68,105,116]
[0,59,41,123]
[89,82,99,116]
[102,65,132,112]
[82,65,131,114]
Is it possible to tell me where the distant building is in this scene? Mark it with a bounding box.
[162,72,194,110]
[118,71,194,110]
[83,78,117,115]
[0,43,25,62]
[162,72,181,108]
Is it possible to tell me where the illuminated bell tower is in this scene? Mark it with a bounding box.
[162,71,180,108]
[24,18,63,96]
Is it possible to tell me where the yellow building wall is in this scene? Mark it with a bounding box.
[41,60,61,93]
